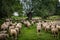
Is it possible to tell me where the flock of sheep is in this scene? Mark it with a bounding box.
[36,20,60,37]
[0,19,22,40]
[0,18,60,40]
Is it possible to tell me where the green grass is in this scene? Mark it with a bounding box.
[47,15,60,20]
[18,24,37,40]
[18,24,60,40]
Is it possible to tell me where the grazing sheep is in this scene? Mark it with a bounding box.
[5,19,10,22]
[31,20,35,25]
[51,25,58,37]
[9,26,15,29]
[1,22,9,30]
[0,31,7,34]
[56,24,60,31]
[26,21,31,27]
[15,27,20,34]
[23,20,31,27]
[0,34,9,40]
[16,23,22,29]
[42,21,48,29]
[44,22,51,31]
[9,28,18,40]
[36,22,42,32]
[45,24,51,31]
[9,23,16,29]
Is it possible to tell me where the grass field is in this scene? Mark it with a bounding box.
[0,16,60,40]
[17,24,60,40]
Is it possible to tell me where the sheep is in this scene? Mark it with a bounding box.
[36,22,42,32]
[56,24,60,31]
[9,23,16,29]
[1,22,9,31]
[15,27,20,34]
[5,18,10,22]
[16,23,22,29]
[23,20,31,27]
[26,21,31,27]
[0,33,9,40]
[30,20,35,25]
[44,22,51,31]
[51,25,58,38]
[0,31,7,34]
[0,19,13,31]
[42,21,48,29]
[9,28,18,40]
[45,24,51,31]
[9,26,15,29]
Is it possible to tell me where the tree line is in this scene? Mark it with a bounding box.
[0,0,60,19]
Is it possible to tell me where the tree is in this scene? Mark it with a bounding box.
[32,0,58,19]
[0,0,23,19]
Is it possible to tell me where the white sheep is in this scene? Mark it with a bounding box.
[23,20,31,27]
[0,31,7,34]
[31,20,35,24]
[45,24,51,31]
[15,27,20,34]
[51,25,58,37]
[16,23,22,29]
[36,22,42,32]
[1,22,9,30]
[9,28,18,40]
[9,25,15,29]
[0,34,9,40]
[26,21,31,27]
[56,24,60,31]
[42,21,48,29]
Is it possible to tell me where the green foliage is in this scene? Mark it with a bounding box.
[47,15,60,20]
[32,0,58,19]
[0,0,23,18]
[0,0,59,19]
